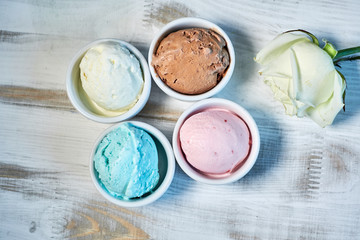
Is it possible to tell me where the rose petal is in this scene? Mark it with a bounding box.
[291,41,335,106]
[256,32,346,127]
[255,33,310,65]
[305,70,345,127]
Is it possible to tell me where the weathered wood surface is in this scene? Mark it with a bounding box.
[1,0,360,239]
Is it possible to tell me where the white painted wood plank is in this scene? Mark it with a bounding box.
[1,0,360,239]
[1,101,359,239]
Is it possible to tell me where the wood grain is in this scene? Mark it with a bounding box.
[0,85,72,110]
[1,0,360,239]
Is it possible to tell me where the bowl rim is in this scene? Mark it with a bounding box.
[66,38,151,123]
[89,121,175,207]
[172,98,260,184]
[148,17,235,102]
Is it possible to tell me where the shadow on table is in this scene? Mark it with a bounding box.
[151,166,193,206]
[332,62,360,126]
[241,111,284,183]
[215,22,284,183]
[219,23,257,91]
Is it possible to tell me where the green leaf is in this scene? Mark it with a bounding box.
[283,29,319,45]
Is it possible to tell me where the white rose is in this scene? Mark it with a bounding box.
[255,30,346,127]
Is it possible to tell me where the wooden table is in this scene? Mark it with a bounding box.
[1,0,360,239]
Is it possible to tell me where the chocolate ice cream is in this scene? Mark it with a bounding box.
[152,28,230,95]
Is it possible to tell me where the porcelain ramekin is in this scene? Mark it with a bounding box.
[172,98,260,184]
[90,121,175,207]
[66,39,151,123]
[148,17,235,102]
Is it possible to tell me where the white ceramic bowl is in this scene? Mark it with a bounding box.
[172,98,260,184]
[148,17,235,102]
[66,39,151,123]
[90,121,175,207]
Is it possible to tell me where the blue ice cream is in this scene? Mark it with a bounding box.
[94,123,159,199]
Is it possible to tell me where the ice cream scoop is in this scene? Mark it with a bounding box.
[152,28,230,95]
[80,42,143,113]
[179,109,251,175]
[173,98,260,184]
[93,122,159,199]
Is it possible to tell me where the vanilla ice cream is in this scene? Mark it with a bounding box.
[80,42,144,113]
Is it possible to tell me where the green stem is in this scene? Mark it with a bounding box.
[334,55,360,65]
[334,46,360,60]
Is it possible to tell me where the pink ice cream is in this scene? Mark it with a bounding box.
[179,109,251,175]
